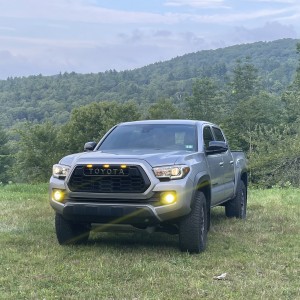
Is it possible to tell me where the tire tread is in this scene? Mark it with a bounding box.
[179,191,208,253]
[55,213,90,245]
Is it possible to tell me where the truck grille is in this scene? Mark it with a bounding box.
[68,165,151,193]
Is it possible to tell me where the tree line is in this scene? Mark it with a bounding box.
[0,42,300,187]
[0,39,299,128]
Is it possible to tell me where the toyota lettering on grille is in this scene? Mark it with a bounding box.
[83,166,129,176]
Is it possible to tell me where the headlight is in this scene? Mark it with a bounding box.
[52,164,70,179]
[153,165,190,180]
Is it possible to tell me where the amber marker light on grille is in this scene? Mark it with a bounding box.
[120,165,127,169]
[52,190,65,202]
[103,164,110,168]
[87,164,93,168]
[161,192,176,205]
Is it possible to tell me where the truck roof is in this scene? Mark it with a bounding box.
[118,120,214,126]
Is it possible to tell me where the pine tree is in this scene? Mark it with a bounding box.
[229,57,259,106]
[282,43,300,123]
[146,99,182,120]
[185,77,223,122]
[0,126,11,183]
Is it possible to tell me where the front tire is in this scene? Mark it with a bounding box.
[179,191,208,253]
[225,180,247,219]
[55,213,90,245]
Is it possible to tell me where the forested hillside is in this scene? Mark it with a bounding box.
[0,39,298,127]
[0,38,300,187]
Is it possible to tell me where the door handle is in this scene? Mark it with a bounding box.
[230,160,234,165]
[219,162,224,167]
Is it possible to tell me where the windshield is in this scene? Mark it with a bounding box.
[99,124,197,152]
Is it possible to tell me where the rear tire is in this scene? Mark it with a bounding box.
[55,213,90,245]
[179,191,208,253]
[225,180,247,219]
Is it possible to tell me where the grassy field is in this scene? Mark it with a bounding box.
[0,184,299,300]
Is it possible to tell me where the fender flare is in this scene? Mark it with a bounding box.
[191,173,211,209]
[234,160,248,197]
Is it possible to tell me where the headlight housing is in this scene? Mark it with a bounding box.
[52,164,70,179]
[153,165,190,180]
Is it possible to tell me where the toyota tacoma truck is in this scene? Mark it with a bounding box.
[50,120,247,253]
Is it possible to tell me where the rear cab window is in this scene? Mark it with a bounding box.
[212,127,225,142]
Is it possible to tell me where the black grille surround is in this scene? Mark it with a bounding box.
[68,165,151,193]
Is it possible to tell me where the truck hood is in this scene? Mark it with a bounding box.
[59,149,197,167]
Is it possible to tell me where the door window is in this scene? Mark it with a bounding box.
[203,126,214,149]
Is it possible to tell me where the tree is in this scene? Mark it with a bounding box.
[294,42,300,88]
[0,126,11,183]
[12,122,62,182]
[247,43,300,186]
[249,124,300,187]
[146,98,182,119]
[223,92,283,151]
[61,101,141,153]
[229,58,259,106]
[185,77,224,123]
[282,43,300,123]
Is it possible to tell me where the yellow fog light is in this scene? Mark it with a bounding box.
[52,190,65,202]
[161,192,176,205]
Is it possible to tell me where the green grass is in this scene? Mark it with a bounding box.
[0,184,299,299]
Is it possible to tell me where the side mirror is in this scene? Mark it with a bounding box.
[206,141,228,154]
[84,141,97,152]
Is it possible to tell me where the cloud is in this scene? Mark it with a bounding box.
[164,0,228,8]
[83,30,208,70]
[231,21,297,44]
[0,0,299,78]
[0,50,42,78]
[254,0,298,3]
[1,0,299,29]
[153,30,173,38]
[117,29,206,51]
[0,35,96,49]
[188,7,298,23]
[0,26,16,32]
[0,28,210,79]
[0,0,177,25]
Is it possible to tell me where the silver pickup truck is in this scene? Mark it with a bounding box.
[50,120,247,253]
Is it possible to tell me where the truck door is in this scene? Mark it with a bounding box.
[203,126,225,205]
[212,126,235,200]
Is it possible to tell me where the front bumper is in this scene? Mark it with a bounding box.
[51,200,160,225]
[49,160,195,225]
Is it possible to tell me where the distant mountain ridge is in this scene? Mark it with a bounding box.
[0,38,299,128]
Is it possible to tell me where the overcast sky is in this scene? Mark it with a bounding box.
[0,0,299,79]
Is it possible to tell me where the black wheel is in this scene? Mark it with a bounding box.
[55,213,90,245]
[225,180,247,219]
[179,191,208,253]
